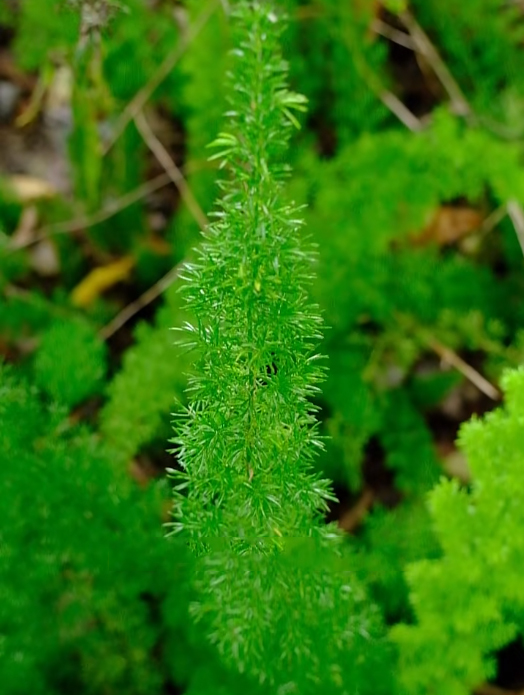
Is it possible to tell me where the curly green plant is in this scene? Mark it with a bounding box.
[393,366,524,694]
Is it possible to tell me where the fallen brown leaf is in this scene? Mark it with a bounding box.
[412,205,483,246]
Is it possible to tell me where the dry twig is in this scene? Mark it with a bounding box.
[477,204,508,240]
[379,90,424,131]
[99,262,182,340]
[338,488,375,533]
[399,11,473,119]
[134,110,208,231]
[5,173,173,253]
[393,312,501,401]
[506,200,524,257]
[102,0,220,155]
[428,337,500,401]
[371,19,416,51]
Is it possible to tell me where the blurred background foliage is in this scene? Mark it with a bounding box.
[2,0,524,693]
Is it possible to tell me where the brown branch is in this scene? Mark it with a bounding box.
[99,262,182,340]
[399,10,473,119]
[379,90,424,131]
[394,312,500,401]
[371,19,417,51]
[102,0,219,155]
[506,200,524,257]
[338,488,375,533]
[5,173,173,254]
[134,110,208,231]
[428,338,500,401]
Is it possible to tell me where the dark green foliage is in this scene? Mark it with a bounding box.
[33,318,107,407]
[101,284,192,462]
[379,388,441,493]
[393,367,524,694]
[0,290,57,338]
[286,112,524,489]
[356,501,440,620]
[410,0,524,124]
[282,0,390,147]
[0,365,190,694]
[321,339,380,489]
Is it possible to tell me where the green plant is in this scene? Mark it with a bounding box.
[285,110,524,491]
[281,0,390,149]
[0,364,190,695]
[101,283,192,463]
[167,2,390,692]
[34,317,107,407]
[410,0,524,125]
[393,366,524,694]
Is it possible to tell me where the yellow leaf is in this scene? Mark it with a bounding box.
[9,175,57,202]
[71,256,135,307]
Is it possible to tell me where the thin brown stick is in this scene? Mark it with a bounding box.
[102,0,219,155]
[393,312,500,400]
[292,7,424,132]
[400,10,472,119]
[134,110,208,231]
[338,488,375,533]
[379,90,424,131]
[506,200,524,257]
[99,262,182,340]
[5,172,172,254]
[371,19,417,51]
[477,204,508,240]
[428,338,500,401]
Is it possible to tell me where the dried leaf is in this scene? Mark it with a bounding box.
[71,256,135,307]
[412,205,483,246]
[9,175,57,202]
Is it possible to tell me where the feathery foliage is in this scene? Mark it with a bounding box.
[0,365,190,694]
[167,3,390,691]
[169,1,332,544]
[34,317,107,407]
[393,366,524,694]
